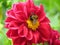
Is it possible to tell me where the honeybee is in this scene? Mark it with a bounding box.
[30,15,38,24]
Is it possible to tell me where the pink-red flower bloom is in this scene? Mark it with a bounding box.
[5,0,51,45]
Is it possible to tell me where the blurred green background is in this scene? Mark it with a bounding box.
[0,0,60,45]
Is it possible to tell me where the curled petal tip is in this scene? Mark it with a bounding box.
[40,4,44,11]
[26,0,33,3]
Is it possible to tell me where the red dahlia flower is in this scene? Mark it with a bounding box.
[5,0,51,45]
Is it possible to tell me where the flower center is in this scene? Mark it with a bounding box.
[26,15,39,30]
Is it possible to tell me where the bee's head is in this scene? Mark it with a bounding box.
[30,15,38,21]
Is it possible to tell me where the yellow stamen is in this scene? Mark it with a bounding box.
[26,19,39,30]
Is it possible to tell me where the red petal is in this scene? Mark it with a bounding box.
[8,21,20,29]
[5,17,16,28]
[26,30,33,40]
[6,29,18,38]
[51,30,60,40]
[40,4,44,12]
[26,0,34,8]
[54,40,60,45]
[12,3,28,22]
[6,10,16,19]
[12,3,24,12]
[5,17,21,29]
[39,4,46,21]
[26,0,36,16]
[26,42,32,45]
[15,11,27,22]
[38,24,51,41]
[6,30,11,38]
[18,24,28,37]
[12,37,26,45]
[40,17,50,24]
[32,31,40,43]
[5,17,14,22]
[36,4,46,22]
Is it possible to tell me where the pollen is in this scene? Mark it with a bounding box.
[26,15,39,30]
